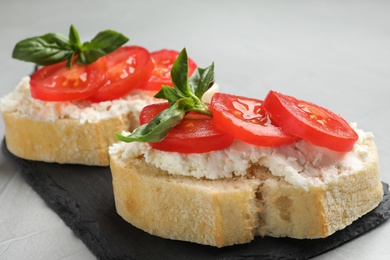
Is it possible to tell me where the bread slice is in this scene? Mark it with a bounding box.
[109,131,383,247]
[2,111,137,166]
[0,77,157,166]
[0,77,219,166]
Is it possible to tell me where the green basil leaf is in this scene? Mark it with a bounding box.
[115,99,191,143]
[189,62,215,99]
[89,30,129,53]
[170,48,190,96]
[66,52,75,69]
[115,48,214,144]
[76,48,106,65]
[154,85,184,105]
[12,33,73,66]
[68,25,81,49]
[191,101,212,117]
[12,25,129,68]
[75,30,129,65]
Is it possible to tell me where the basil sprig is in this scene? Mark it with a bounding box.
[115,48,214,143]
[12,25,129,68]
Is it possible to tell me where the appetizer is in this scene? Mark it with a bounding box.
[0,26,211,166]
[109,49,383,247]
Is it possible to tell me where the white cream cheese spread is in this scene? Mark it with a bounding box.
[0,77,219,124]
[109,125,374,188]
[0,77,157,124]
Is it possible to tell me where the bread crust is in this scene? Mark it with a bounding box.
[2,110,137,166]
[109,138,383,247]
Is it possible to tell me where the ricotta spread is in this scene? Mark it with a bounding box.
[0,77,157,124]
[109,125,374,188]
[0,77,219,124]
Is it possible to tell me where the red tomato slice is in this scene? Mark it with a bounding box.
[30,58,107,102]
[210,93,296,147]
[140,102,234,153]
[139,49,197,91]
[263,90,358,152]
[89,46,153,102]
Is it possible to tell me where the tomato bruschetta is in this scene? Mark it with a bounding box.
[0,26,214,166]
[109,49,382,247]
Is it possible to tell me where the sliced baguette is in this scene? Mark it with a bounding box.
[2,110,137,166]
[0,77,219,166]
[109,136,383,247]
[0,77,156,166]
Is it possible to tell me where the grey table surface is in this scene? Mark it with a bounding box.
[1,0,389,259]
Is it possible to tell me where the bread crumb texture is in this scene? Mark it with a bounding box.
[109,135,383,247]
[0,77,157,166]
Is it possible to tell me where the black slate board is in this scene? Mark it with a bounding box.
[2,139,390,260]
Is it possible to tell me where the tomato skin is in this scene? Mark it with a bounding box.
[139,49,197,91]
[30,58,107,102]
[140,102,234,153]
[210,93,296,147]
[89,46,153,102]
[263,91,358,152]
